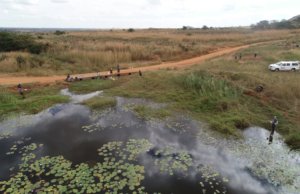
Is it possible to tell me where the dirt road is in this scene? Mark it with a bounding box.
[0,44,250,85]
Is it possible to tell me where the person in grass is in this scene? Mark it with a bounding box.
[17,83,25,98]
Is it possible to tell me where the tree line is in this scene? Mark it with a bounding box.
[251,19,298,30]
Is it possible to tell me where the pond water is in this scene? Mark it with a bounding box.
[0,90,299,194]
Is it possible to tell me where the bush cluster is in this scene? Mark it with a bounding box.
[0,32,47,54]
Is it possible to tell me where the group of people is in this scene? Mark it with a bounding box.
[65,64,143,82]
[234,53,258,60]
[109,64,142,76]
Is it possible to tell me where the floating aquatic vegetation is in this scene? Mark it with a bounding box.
[229,137,300,193]
[153,147,193,175]
[0,131,12,140]
[196,127,300,193]
[82,123,105,133]
[123,139,153,161]
[165,121,188,134]
[197,165,228,194]
[92,160,146,193]
[0,139,153,194]
[122,104,134,112]
[98,139,153,162]
[6,141,38,156]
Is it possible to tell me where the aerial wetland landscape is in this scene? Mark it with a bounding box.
[1,6,300,194]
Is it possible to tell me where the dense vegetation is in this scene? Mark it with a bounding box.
[0,32,47,54]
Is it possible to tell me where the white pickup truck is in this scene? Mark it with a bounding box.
[269,61,300,71]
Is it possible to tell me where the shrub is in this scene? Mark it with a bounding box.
[0,54,7,62]
[28,44,46,54]
[29,56,44,68]
[127,28,135,32]
[54,30,66,35]
[16,56,26,65]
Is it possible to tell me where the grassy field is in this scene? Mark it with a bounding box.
[0,29,300,150]
[82,96,116,110]
[1,29,300,76]
[0,83,69,120]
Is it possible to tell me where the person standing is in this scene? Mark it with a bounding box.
[270,116,278,136]
[117,64,120,78]
[117,64,120,73]
[65,74,70,81]
[17,83,25,98]
[268,116,278,144]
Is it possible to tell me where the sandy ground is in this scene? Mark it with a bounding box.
[0,44,250,85]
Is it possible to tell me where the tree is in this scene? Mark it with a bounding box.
[127,28,135,32]
[202,25,209,30]
[54,30,65,35]
[182,26,188,30]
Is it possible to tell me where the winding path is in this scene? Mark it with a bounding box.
[0,44,252,85]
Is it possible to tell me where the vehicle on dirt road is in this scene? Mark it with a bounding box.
[269,61,300,71]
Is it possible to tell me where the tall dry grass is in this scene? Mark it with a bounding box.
[1,28,300,75]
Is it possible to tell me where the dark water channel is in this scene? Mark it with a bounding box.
[0,92,299,194]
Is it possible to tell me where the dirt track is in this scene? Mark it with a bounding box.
[0,44,250,85]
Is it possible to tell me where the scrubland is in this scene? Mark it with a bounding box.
[1,29,299,75]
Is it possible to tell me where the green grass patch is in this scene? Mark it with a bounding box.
[0,84,69,120]
[82,96,116,110]
[286,132,300,151]
[69,79,118,94]
[132,105,170,120]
